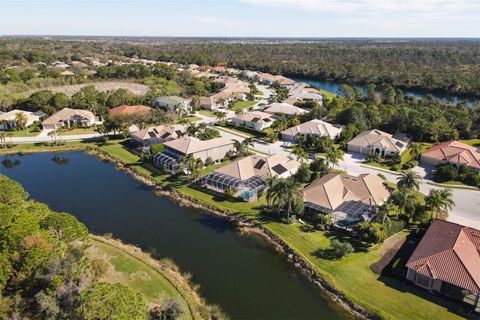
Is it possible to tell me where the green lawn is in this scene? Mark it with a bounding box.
[318,89,337,101]
[2,127,41,137]
[58,127,98,136]
[231,100,256,112]
[214,126,254,138]
[262,223,467,320]
[460,139,480,147]
[3,139,473,320]
[198,110,216,117]
[90,239,192,319]
[182,115,201,122]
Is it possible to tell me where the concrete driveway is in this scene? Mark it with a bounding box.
[339,152,480,228]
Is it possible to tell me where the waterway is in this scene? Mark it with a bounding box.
[295,78,479,108]
[0,152,351,320]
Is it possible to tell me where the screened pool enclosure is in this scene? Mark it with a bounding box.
[202,171,266,202]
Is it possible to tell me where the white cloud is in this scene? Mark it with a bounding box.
[241,0,480,17]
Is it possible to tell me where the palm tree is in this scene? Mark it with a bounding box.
[279,178,304,219]
[325,148,343,169]
[265,175,280,208]
[425,189,455,219]
[186,123,198,137]
[233,139,245,156]
[396,170,422,191]
[373,201,394,226]
[14,112,28,130]
[214,111,227,123]
[291,145,307,162]
[47,130,59,145]
[0,132,6,148]
[241,137,254,154]
[391,189,417,221]
[410,143,423,161]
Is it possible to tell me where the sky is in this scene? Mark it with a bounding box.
[0,0,479,38]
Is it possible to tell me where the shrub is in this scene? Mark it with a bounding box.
[463,172,480,187]
[434,164,458,182]
[408,160,419,167]
[205,157,214,166]
[354,222,387,244]
[294,163,312,183]
[300,224,314,233]
[391,164,402,171]
[224,187,235,198]
[330,239,354,259]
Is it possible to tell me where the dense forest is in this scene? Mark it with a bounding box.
[1,38,480,97]
[144,40,480,97]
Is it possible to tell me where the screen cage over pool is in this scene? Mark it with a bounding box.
[153,152,180,172]
[202,172,266,201]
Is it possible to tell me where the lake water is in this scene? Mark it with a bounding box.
[0,152,351,320]
[294,78,479,108]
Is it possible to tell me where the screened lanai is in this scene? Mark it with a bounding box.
[202,172,266,201]
[153,152,180,172]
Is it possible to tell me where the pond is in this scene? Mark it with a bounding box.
[0,152,351,320]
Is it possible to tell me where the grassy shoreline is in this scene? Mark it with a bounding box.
[0,140,472,320]
[90,235,217,320]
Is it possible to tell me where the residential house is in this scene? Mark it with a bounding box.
[271,75,295,88]
[154,96,191,114]
[421,141,480,171]
[60,70,75,77]
[284,91,323,106]
[406,220,480,312]
[288,82,322,96]
[230,111,275,131]
[303,172,390,227]
[202,154,300,201]
[70,61,89,69]
[241,70,258,80]
[264,102,309,117]
[50,61,70,69]
[153,137,234,172]
[256,73,275,85]
[280,119,344,142]
[256,73,295,88]
[200,92,231,110]
[109,105,152,117]
[130,124,185,147]
[42,108,96,130]
[347,129,411,157]
[0,110,42,130]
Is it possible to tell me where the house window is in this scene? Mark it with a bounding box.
[415,273,432,288]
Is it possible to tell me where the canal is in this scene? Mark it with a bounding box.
[0,151,351,320]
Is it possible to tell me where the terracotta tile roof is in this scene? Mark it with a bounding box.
[109,105,152,116]
[406,220,480,293]
[422,141,480,169]
[303,172,390,211]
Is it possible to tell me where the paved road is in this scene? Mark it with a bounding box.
[339,153,480,229]
[10,132,103,144]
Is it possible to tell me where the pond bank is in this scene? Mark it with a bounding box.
[89,146,374,320]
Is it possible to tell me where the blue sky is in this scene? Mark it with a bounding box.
[1,0,479,37]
